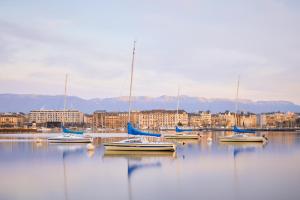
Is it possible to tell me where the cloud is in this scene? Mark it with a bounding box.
[0,0,299,103]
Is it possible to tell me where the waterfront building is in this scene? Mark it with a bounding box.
[239,113,257,128]
[29,110,84,126]
[93,110,139,129]
[189,113,202,127]
[262,112,297,128]
[212,112,235,127]
[83,114,93,128]
[0,113,26,128]
[189,111,212,127]
[92,109,188,130]
[256,114,267,128]
[139,110,188,129]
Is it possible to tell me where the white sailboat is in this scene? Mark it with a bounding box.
[164,87,200,139]
[219,76,267,143]
[48,74,92,143]
[104,41,176,151]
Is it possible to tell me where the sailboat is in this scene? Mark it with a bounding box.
[48,74,92,143]
[164,87,200,139]
[104,41,176,151]
[219,76,267,143]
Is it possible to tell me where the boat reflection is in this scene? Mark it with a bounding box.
[60,144,95,200]
[233,146,256,158]
[103,150,176,159]
[228,142,267,198]
[127,158,162,200]
[103,149,175,200]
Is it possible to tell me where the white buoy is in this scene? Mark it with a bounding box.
[207,137,212,142]
[86,143,95,151]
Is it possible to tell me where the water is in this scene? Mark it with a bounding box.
[0,132,300,200]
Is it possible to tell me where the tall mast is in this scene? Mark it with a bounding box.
[128,41,136,122]
[176,86,180,125]
[235,75,240,126]
[63,74,68,126]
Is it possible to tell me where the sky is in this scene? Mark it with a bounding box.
[0,0,299,103]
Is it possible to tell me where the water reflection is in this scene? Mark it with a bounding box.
[127,160,162,200]
[104,151,176,158]
[0,132,300,200]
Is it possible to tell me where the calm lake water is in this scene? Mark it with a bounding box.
[0,131,300,200]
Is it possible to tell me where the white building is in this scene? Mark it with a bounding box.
[29,110,84,124]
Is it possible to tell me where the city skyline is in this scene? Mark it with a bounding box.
[1,0,300,103]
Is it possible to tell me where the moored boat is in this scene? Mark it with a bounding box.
[48,134,92,143]
[164,133,200,139]
[219,134,267,142]
[104,137,176,151]
[219,77,268,143]
[104,41,176,152]
[47,74,92,144]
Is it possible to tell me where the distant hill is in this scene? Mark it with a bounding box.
[0,93,300,114]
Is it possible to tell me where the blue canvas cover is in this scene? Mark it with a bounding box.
[233,125,256,134]
[62,126,84,135]
[175,126,193,133]
[127,122,161,137]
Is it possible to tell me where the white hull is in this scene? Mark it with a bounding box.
[48,135,92,143]
[103,150,176,157]
[104,142,176,151]
[164,134,200,139]
[219,135,266,142]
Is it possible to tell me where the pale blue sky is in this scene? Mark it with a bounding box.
[0,0,299,103]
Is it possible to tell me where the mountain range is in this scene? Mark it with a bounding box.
[0,93,300,114]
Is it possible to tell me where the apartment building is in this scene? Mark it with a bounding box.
[93,110,188,130]
[29,110,84,126]
[0,113,26,128]
[189,112,212,127]
[261,112,297,128]
[139,110,188,129]
[93,110,139,129]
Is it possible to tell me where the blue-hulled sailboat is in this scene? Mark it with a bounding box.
[48,74,92,143]
[104,41,176,151]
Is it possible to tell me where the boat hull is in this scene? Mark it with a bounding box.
[48,136,92,143]
[164,134,199,139]
[103,150,176,157]
[104,143,176,151]
[219,136,266,142]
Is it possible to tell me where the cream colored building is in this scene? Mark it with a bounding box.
[29,110,84,125]
[262,112,297,128]
[93,111,139,129]
[212,112,235,127]
[93,110,188,130]
[239,114,257,128]
[83,114,93,127]
[139,110,188,129]
[189,112,212,127]
[0,113,25,128]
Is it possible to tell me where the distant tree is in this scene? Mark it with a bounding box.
[177,121,183,126]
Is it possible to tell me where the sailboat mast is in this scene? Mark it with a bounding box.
[63,74,68,126]
[235,75,240,126]
[176,86,180,125]
[128,41,136,123]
